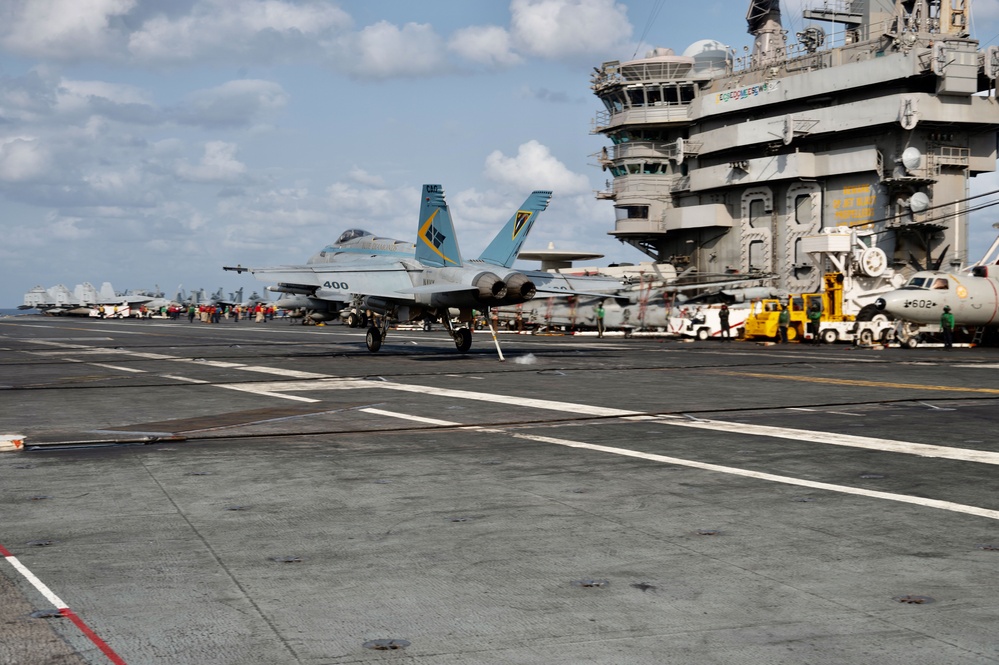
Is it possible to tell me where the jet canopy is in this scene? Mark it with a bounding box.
[902,274,950,290]
[336,229,374,244]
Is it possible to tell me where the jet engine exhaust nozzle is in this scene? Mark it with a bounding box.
[503,273,537,302]
[474,272,507,303]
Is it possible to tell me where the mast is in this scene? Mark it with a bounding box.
[746,0,785,68]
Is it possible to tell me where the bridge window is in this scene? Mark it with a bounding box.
[616,206,649,221]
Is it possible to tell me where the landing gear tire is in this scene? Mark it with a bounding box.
[453,327,472,353]
[821,329,838,344]
[696,327,710,341]
[365,326,382,352]
[903,335,919,349]
[346,313,359,328]
[858,329,874,346]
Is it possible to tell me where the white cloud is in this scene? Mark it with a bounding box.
[0,0,134,60]
[176,141,247,184]
[54,79,157,125]
[348,167,386,188]
[332,21,449,79]
[1,70,161,126]
[129,0,351,64]
[510,0,632,60]
[82,166,145,197]
[449,25,523,67]
[178,79,288,129]
[56,79,151,110]
[46,213,97,241]
[0,137,51,182]
[327,181,417,219]
[483,140,591,195]
[0,70,59,123]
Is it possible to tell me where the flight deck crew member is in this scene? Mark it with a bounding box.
[718,304,731,341]
[941,305,955,350]
[777,304,790,343]
[807,301,821,344]
[595,303,606,338]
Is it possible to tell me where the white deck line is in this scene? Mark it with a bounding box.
[363,407,999,522]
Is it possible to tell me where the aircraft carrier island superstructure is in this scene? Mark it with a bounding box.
[591,0,999,303]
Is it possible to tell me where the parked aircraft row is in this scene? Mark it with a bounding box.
[20,283,269,316]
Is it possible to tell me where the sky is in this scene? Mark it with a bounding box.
[4,0,999,307]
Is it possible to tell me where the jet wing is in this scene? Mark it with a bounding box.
[228,260,420,304]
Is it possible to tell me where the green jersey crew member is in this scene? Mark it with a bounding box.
[941,305,955,350]
[777,305,790,344]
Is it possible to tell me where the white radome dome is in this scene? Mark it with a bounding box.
[683,39,729,77]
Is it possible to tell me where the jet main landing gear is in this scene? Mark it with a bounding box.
[365,326,382,352]
[440,311,473,354]
[453,327,472,352]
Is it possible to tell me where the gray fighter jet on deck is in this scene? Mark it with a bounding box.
[227,185,557,354]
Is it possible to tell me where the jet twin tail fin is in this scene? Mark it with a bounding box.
[416,184,463,268]
[478,190,553,268]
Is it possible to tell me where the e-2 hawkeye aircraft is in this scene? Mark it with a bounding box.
[226,185,619,355]
[874,262,999,345]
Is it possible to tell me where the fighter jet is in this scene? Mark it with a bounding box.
[269,189,624,327]
[226,184,549,353]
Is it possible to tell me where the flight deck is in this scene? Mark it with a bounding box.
[1,316,998,664]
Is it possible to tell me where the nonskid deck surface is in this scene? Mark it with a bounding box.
[2,316,999,664]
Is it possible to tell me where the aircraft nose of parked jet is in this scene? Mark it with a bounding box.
[874,292,912,320]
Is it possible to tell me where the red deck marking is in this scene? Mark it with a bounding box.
[1,542,128,664]
[61,608,128,665]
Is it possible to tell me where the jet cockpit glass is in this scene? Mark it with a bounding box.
[336,229,373,244]
[931,278,949,290]
[904,277,928,289]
